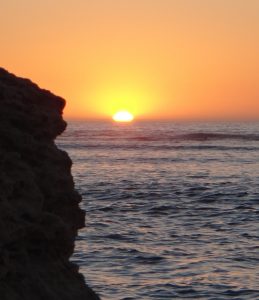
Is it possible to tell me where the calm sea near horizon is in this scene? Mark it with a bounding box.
[57,121,259,300]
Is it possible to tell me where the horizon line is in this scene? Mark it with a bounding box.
[65,117,259,123]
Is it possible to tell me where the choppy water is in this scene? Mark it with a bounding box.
[57,121,259,300]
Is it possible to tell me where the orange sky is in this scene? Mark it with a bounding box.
[1,0,259,120]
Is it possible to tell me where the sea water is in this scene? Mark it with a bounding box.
[57,121,259,300]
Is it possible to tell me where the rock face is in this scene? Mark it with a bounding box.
[0,68,100,300]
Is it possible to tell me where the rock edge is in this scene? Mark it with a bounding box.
[0,68,100,300]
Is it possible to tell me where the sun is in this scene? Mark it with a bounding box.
[112,111,134,122]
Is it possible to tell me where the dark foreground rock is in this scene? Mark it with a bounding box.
[0,68,100,300]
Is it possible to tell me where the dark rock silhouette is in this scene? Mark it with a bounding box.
[0,68,100,300]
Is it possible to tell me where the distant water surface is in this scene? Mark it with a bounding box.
[57,121,259,300]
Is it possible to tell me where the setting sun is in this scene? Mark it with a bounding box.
[112,111,134,122]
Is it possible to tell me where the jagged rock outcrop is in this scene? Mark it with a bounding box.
[0,68,100,300]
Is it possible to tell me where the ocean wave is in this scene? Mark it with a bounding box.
[60,143,259,152]
[60,131,259,142]
[173,132,259,141]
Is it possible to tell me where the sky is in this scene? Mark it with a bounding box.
[1,0,259,120]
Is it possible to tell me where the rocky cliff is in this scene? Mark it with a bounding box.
[0,68,100,300]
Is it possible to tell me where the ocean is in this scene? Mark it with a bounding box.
[56,121,259,300]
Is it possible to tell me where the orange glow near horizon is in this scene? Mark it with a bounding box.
[1,1,259,120]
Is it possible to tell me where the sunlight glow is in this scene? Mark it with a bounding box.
[112,111,134,122]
